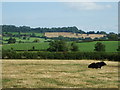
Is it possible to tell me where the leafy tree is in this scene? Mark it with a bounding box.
[70,42,79,51]
[31,33,36,37]
[107,33,118,41]
[18,31,21,35]
[8,37,16,44]
[11,47,14,50]
[32,46,35,50]
[87,31,95,34]
[27,37,30,40]
[47,40,68,52]
[33,39,40,42]
[94,42,105,52]
[117,46,120,51]
[99,31,106,34]
[84,37,92,41]
[23,36,26,40]
[18,40,23,43]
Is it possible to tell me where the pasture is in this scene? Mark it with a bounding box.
[2,42,49,51]
[3,32,44,37]
[2,37,47,44]
[2,60,119,88]
[2,41,119,52]
[77,41,118,52]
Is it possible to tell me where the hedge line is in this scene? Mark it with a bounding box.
[2,50,120,61]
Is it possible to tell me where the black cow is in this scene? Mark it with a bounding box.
[88,62,106,69]
[96,62,106,66]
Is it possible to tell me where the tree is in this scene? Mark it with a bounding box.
[31,33,36,37]
[94,42,105,52]
[70,42,79,51]
[18,40,23,43]
[23,36,26,40]
[87,31,95,34]
[84,37,92,41]
[99,31,106,34]
[8,37,16,44]
[33,39,40,42]
[107,33,118,41]
[32,46,35,50]
[47,40,68,52]
[117,46,120,51]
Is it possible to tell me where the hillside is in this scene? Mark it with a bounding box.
[45,32,106,39]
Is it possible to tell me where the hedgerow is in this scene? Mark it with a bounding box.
[2,50,120,61]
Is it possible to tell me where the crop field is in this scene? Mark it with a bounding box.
[2,59,119,88]
[2,41,119,52]
[45,32,105,39]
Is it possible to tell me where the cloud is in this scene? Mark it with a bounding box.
[66,2,112,10]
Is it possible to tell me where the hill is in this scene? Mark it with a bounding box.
[45,32,106,39]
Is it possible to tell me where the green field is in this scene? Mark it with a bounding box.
[2,41,119,52]
[77,41,118,52]
[2,42,49,50]
[3,32,44,37]
[2,32,45,44]
[2,60,118,88]
[3,37,47,44]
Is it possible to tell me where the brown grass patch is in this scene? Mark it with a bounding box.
[45,32,105,39]
[2,59,119,88]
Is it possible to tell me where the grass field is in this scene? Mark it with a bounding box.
[3,32,44,37]
[77,41,118,52]
[2,59,118,88]
[3,37,47,44]
[2,41,119,52]
[2,42,49,50]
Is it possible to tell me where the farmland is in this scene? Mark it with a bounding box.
[2,31,119,52]
[2,42,49,51]
[45,32,106,39]
[77,41,118,52]
[2,59,119,88]
[2,41,119,52]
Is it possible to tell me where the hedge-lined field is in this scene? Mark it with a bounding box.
[2,60,118,88]
[3,37,47,44]
[2,41,119,52]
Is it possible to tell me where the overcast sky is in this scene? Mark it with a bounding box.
[2,2,118,33]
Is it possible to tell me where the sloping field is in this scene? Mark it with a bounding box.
[45,32,105,39]
[2,60,119,88]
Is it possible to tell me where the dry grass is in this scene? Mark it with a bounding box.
[45,32,105,39]
[2,59,119,88]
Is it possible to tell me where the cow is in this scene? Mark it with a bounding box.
[88,61,106,69]
[96,61,106,66]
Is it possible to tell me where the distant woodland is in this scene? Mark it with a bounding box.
[1,25,108,34]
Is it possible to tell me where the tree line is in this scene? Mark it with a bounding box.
[2,25,108,34]
[2,25,119,41]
